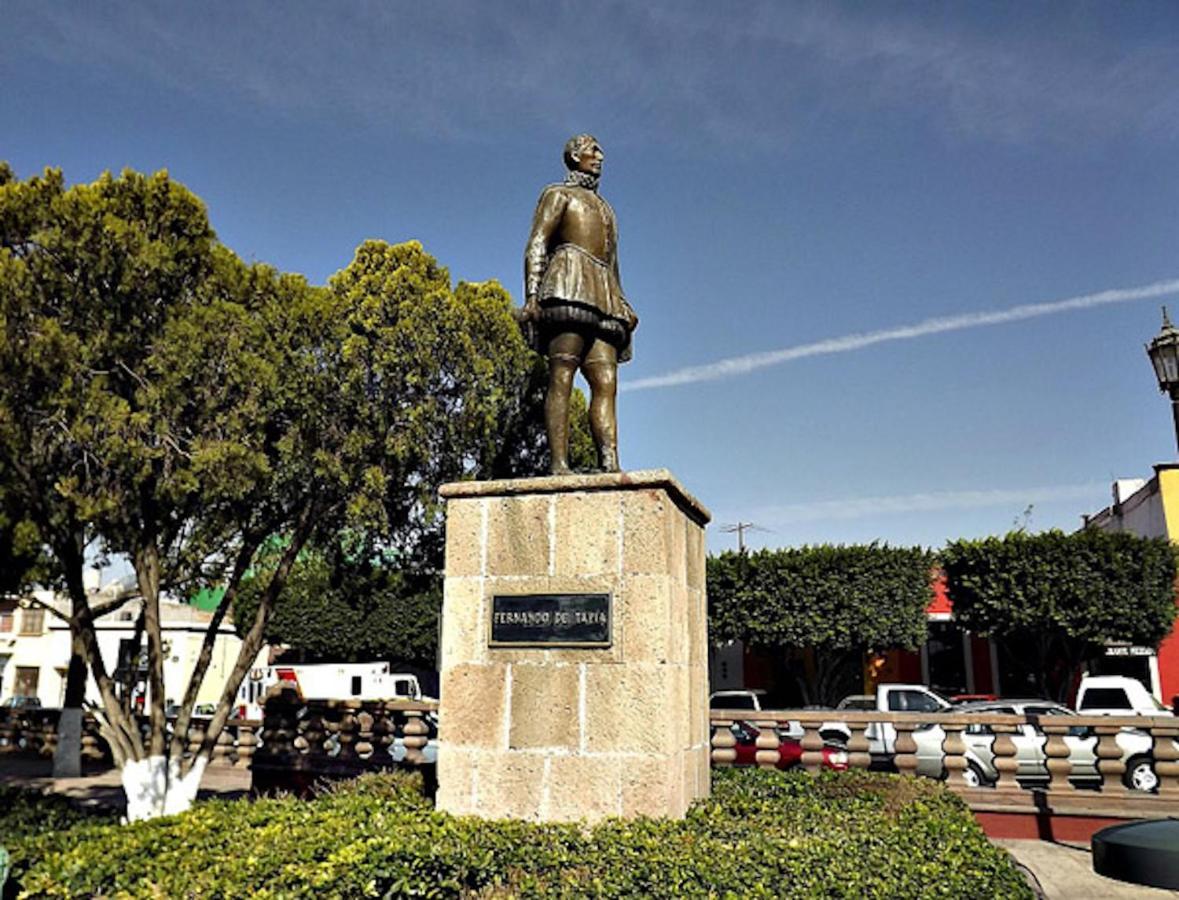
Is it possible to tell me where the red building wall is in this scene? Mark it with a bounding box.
[1158,613,1179,709]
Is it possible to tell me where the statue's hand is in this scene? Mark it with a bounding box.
[621,299,639,331]
[519,297,542,323]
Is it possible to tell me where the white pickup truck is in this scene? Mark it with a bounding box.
[837,684,953,753]
[1075,676,1174,717]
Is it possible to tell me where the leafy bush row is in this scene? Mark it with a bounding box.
[0,786,115,846]
[6,769,1030,898]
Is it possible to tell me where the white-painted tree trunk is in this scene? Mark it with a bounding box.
[120,755,208,822]
[52,707,83,778]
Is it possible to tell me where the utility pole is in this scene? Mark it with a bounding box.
[720,521,763,553]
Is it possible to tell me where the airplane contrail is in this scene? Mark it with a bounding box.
[622,278,1179,392]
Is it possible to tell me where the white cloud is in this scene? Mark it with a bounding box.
[6,2,1178,150]
[623,278,1179,392]
[727,482,1107,526]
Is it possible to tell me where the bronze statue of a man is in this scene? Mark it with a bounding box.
[520,134,638,475]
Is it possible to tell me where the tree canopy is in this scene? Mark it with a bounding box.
[232,241,595,666]
[941,529,1178,700]
[233,544,440,667]
[0,164,556,816]
[708,544,934,705]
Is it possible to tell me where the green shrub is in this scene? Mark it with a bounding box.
[7,769,1031,898]
[0,786,115,845]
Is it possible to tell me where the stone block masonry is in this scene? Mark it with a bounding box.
[436,469,711,822]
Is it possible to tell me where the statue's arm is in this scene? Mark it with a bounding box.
[524,187,568,306]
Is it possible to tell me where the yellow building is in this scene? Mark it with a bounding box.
[1084,463,1179,706]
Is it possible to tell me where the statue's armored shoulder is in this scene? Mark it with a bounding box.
[537,182,574,201]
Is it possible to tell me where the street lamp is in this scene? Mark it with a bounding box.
[1146,306,1179,454]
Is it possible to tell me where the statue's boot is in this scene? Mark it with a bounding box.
[599,445,620,473]
[583,358,620,475]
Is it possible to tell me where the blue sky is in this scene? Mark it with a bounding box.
[4,1,1179,553]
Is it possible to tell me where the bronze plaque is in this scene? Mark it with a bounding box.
[490,593,611,648]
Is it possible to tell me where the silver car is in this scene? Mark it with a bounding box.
[912,699,1161,792]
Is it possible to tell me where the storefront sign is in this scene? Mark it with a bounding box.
[1105,646,1154,657]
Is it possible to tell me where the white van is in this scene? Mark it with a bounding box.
[235,663,428,719]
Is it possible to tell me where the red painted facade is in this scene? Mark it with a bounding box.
[1157,612,1179,708]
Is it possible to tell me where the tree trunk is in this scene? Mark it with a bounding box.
[114,512,315,819]
[54,531,141,775]
[134,541,168,759]
[52,646,88,778]
[167,536,259,762]
[120,754,208,822]
[188,510,315,775]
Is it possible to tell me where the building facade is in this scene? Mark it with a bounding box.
[1082,463,1179,707]
[0,575,264,710]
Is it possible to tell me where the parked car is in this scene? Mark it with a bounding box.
[709,690,766,712]
[911,699,1166,792]
[835,695,875,712]
[0,696,41,710]
[821,684,954,753]
[1076,676,1174,718]
[725,721,849,772]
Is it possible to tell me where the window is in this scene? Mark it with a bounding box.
[888,690,945,713]
[1025,705,1069,717]
[711,694,757,710]
[19,607,44,635]
[1079,688,1130,710]
[350,675,362,697]
[13,665,39,698]
[0,607,13,633]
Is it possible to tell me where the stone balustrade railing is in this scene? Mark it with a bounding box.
[711,708,1179,819]
[0,708,262,766]
[250,691,438,796]
[0,708,109,760]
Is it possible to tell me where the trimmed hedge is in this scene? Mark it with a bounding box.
[5,769,1030,898]
[0,786,115,846]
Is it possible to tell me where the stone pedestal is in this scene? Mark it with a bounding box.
[436,469,711,822]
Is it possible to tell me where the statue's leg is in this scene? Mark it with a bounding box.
[546,331,585,475]
[582,339,620,472]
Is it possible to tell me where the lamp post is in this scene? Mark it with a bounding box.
[1146,307,1179,454]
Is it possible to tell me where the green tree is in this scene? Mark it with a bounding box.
[234,367,595,667]
[0,163,586,817]
[233,544,441,667]
[0,479,49,594]
[239,242,593,668]
[139,238,543,814]
[708,545,934,705]
[941,529,1177,701]
[0,165,221,782]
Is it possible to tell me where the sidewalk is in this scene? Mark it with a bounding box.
[997,838,1179,899]
[0,757,251,814]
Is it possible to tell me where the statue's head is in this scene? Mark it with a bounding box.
[563,134,603,176]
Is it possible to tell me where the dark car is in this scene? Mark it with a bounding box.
[0,696,41,710]
[727,721,849,772]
